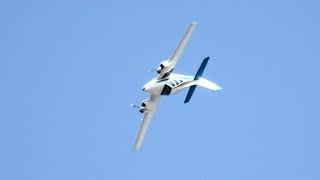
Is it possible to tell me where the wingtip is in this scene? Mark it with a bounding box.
[192,21,198,25]
[133,141,141,152]
[133,146,140,152]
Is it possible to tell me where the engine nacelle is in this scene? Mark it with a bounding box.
[156,60,170,74]
[139,100,149,113]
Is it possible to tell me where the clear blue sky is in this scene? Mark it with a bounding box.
[1,0,319,179]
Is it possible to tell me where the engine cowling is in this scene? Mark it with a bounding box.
[139,100,149,113]
[156,64,164,73]
[156,60,170,74]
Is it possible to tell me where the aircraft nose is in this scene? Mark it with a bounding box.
[143,85,148,91]
[143,80,154,92]
[143,85,151,92]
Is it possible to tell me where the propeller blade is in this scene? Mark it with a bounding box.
[148,68,157,72]
[130,104,140,108]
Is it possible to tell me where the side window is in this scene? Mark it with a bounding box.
[169,81,175,86]
[179,80,183,83]
[173,80,179,85]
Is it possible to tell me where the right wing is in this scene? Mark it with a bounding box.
[133,95,160,151]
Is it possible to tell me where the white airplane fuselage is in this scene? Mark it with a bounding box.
[133,21,223,151]
[143,74,195,96]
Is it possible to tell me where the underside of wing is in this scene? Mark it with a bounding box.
[156,21,197,80]
[169,21,197,65]
[133,95,160,151]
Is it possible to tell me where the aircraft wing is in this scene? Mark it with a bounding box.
[169,21,197,66]
[133,95,160,151]
[156,21,197,80]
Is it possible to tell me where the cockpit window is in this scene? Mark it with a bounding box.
[157,78,169,83]
[173,80,179,85]
[169,81,175,86]
[179,80,183,83]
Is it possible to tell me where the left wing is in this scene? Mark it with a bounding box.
[133,95,160,151]
[169,21,197,66]
[156,21,197,80]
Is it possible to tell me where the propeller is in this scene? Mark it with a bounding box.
[130,104,140,108]
[148,68,157,73]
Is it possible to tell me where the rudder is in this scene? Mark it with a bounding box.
[184,57,210,103]
[194,57,209,80]
[184,85,196,103]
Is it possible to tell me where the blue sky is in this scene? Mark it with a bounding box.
[1,0,319,179]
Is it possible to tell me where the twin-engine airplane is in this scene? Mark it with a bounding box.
[132,21,222,151]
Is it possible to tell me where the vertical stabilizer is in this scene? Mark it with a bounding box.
[194,57,209,80]
[184,85,196,103]
[184,57,210,103]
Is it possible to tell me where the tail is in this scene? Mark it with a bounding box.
[184,57,222,103]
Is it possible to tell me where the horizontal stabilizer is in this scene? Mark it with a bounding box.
[184,57,210,103]
[183,57,222,103]
[196,78,222,91]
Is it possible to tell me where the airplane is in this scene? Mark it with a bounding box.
[132,21,222,151]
